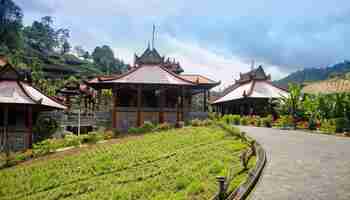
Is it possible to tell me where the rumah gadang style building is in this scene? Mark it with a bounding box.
[88,45,220,131]
[212,66,288,116]
[0,56,66,151]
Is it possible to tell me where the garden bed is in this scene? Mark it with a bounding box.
[0,125,255,200]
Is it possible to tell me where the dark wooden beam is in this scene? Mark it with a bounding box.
[137,85,143,127]
[159,86,165,124]
[203,90,207,112]
[112,89,117,129]
[26,106,33,148]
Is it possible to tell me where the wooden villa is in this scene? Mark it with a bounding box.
[88,46,220,130]
[0,57,66,151]
[212,66,288,116]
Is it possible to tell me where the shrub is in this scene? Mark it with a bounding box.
[176,121,185,128]
[274,115,294,128]
[33,116,59,142]
[83,132,104,144]
[142,121,156,132]
[308,118,317,130]
[320,119,336,134]
[155,122,173,131]
[201,119,213,126]
[128,127,146,134]
[208,112,221,121]
[190,119,202,127]
[232,115,241,125]
[103,130,114,140]
[333,118,349,133]
[33,139,54,156]
[240,116,249,125]
[262,115,273,127]
[296,121,308,129]
[64,134,82,147]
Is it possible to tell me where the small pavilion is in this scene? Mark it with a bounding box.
[0,57,66,151]
[212,66,288,116]
[88,46,220,130]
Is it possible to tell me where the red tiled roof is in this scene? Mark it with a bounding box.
[0,65,66,110]
[92,65,195,85]
[180,74,219,85]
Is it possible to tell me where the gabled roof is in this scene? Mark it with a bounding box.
[0,65,66,110]
[237,65,271,83]
[96,65,194,85]
[135,47,164,65]
[180,74,220,85]
[213,80,288,104]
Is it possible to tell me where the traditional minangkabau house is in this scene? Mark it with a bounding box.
[88,46,220,131]
[56,81,97,114]
[0,57,66,151]
[212,66,288,116]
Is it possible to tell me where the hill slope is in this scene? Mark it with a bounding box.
[275,61,350,87]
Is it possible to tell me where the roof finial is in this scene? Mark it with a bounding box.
[152,24,156,50]
[251,60,255,71]
[147,41,151,49]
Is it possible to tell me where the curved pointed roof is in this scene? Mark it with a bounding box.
[96,65,194,85]
[0,64,66,110]
[213,80,288,104]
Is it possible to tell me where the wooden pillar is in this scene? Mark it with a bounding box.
[26,106,33,148]
[3,105,9,157]
[203,90,207,112]
[180,87,185,121]
[176,88,180,124]
[97,90,101,111]
[112,90,117,129]
[159,87,165,124]
[137,85,143,127]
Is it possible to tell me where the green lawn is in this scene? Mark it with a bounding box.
[0,126,252,200]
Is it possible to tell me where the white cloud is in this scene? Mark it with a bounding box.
[159,34,287,90]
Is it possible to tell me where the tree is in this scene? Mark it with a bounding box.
[74,46,85,57]
[91,45,128,74]
[83,51,90,60]
[61,41,71,54]
[92,45,115,74]
[277,83,303,128]
[23,16,69,53]
[0,0,23,51]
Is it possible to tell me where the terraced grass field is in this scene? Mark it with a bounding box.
[0,126,252,200]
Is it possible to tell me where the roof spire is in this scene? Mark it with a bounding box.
[251,60,255,71]
[147,41,151,49]
[152,24,156,50]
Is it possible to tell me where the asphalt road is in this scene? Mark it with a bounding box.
[238,126,350,200]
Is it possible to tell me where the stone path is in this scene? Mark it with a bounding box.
[238,126,350,200]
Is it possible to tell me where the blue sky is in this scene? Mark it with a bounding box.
[15,0,350,89]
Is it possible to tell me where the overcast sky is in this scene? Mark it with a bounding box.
[15,0,350,89]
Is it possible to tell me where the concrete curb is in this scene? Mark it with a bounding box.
[226,142,267,200]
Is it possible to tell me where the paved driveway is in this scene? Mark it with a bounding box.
[238,126,350,200]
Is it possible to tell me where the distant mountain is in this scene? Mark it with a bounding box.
[274,60,350,87]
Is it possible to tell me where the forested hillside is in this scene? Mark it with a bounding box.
[274,61,350,87]
[0,0,129,94]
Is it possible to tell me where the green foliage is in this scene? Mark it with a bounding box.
[128,127,146,134]
[33,115,59,142]
[240,116,249,125]
[221,114,241,125]
[274,115,294,128]
[92,45,128,74]
[320,119,336,134]
[0,0,23,51]
[190,119,213,127]
[261,115,273,127]
[142,121,156,132]
[154,122,173,131]
[0,127,252,199]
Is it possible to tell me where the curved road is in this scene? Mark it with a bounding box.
[238,126,350,200]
